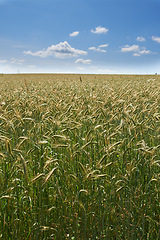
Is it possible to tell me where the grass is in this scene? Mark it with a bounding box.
[0,74,160,239]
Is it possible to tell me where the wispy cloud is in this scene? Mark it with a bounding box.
[91,26,108,34]
[133,53,141,57]
[99,44,109,48]
[0,59,7,63]
[0,58,24,65]
[121,44,152,57]
[24,41,87,58]
[11,58,24,65]
[152,36,160,43]
[133,50,151,57]
[136,36,146,42]
[75,59,92,64]
[89,47,106,53]
[139,49,151,54]
[89,43,108,53]
[70,31,79,37]
[121,44,140,53]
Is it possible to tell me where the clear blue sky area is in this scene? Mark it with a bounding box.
[0,0,160,74]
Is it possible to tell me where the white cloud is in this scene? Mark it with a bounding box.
[70,31,79,37]
[75,59,92,64]
[152,36,160,43]
[139,49,151,54]
[91,26,108,34]
[24,41,87,58]
[121,44,140,53]
[133,53,141,57]
[89,47,96,51]
[136,36,146,42]
[98,49,106,53]
[99,44,109,48]
[121,44,152,57]
[133,48,151,56]
[89,46,106,53]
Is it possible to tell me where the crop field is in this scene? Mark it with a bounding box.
[0,74,160,239]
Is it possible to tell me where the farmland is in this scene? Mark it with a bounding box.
[0,74,160,239]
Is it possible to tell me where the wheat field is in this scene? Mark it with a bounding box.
[0,74,160,239]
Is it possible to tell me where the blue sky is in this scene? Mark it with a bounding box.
[0,0,160,74]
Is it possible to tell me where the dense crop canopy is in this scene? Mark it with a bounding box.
[0,74,160,239]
